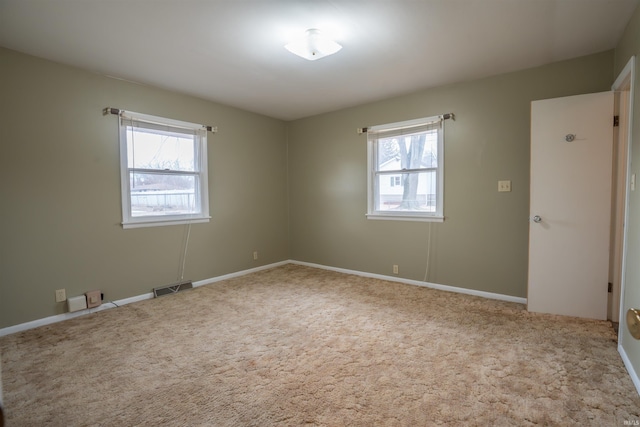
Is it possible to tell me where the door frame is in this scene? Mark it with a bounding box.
[611,56,635,328]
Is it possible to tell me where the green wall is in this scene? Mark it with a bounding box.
[615,3,640,390]
[0,44,626,333]
[0,47,290,328]
[287,51,614,298]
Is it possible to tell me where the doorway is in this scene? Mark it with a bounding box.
[527,59,635,322]
[528,91,614,320]
[610,57,635,325]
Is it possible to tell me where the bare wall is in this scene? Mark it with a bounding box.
[0,47,289,328]
[287,50,614,298]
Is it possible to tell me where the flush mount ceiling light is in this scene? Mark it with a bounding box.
[285,28,342,61]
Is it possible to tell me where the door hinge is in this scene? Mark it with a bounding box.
[614,116,620,127]
[608,282,613,293]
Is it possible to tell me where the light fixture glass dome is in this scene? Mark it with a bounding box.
[285,29,342,61]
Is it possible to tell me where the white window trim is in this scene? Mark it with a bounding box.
[118,111,211,229]
[366,115,445,222]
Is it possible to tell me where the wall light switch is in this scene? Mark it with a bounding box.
[498,180,511,192]
[631,173,636,192]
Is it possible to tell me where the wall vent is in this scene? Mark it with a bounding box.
[153,281,193,298]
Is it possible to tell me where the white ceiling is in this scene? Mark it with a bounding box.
[0,0,637,121]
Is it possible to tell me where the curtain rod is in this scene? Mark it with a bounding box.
[103,107,217,133]
[356,113,454,134]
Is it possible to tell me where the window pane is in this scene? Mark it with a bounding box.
[422,130,438,168]
[129,173,199,217]
[376,171,437,212]
[126,127,195,171]
[377,130,438,171]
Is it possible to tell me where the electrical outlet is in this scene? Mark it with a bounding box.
[253,251,258,260]
[393,264,399,275]
[55,289,66,303]
[498,180,511,192]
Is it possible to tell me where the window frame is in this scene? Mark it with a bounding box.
[367,116,445,222]
[118,111,210,229]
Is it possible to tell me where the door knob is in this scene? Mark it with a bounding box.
[532,215,542,223]
[627,308,640,340]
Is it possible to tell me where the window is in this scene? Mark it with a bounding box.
[119,111,210,228]
[367,116,444,222]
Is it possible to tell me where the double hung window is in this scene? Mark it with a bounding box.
[367,116,444,222]
[119,111,210,228]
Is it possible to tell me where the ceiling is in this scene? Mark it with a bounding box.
[0,0,637,121]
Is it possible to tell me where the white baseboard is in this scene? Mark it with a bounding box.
[192,260,289,287]
[3,258,638,398]
[0,261,289,338]
[1,258,526,337]
[0,259,527,337]
[0,292,153,338]
[290,260,528,305]
[619,343,640,396]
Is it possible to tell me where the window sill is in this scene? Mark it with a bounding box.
[122,216,211,229]
[366,213,444,223]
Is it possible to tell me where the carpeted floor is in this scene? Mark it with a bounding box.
[1,264,639,426]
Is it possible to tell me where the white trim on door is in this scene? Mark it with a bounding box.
[611,56,635,329]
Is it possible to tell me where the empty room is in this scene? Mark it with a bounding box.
[1,0,640,425]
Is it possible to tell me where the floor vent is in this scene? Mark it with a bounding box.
[153,281,193,298]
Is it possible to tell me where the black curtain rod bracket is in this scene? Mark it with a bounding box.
[103,107,121,116]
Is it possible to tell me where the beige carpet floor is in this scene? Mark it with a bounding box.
[1,264,639,426]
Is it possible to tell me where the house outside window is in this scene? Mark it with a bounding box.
[367,116,444,222]
[119,111,210,228]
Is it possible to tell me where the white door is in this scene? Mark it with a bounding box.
[528,91,613,320]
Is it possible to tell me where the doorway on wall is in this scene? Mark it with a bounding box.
[527,59,635,323]
[528,91,614,320]
[610,57,635,326]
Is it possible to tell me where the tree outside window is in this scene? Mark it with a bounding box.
[367,116,444,222]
